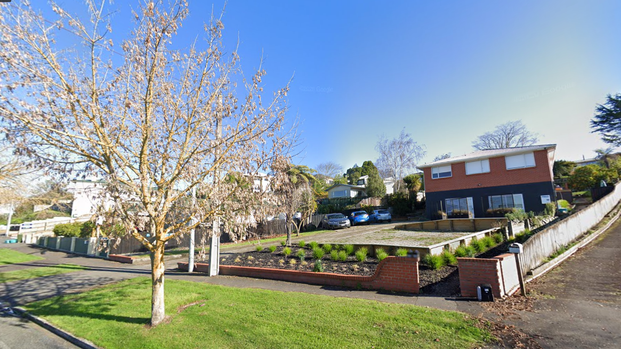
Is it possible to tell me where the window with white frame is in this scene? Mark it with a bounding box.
[431,165,452,179]
[331,190,348,198]
[488,194,524,210]
[505,152,535,170]
[465,159,490,175]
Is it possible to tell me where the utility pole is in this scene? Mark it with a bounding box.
[208,95,222,277]
[4,206,13,237]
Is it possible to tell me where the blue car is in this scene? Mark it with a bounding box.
[369,209,392,223]
[349,211,370,226]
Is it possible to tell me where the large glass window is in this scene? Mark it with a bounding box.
[432,165,452,179]
[445,198,468,215]
[465,159,490,175]
[505,152,535,170]
[488,194,524,210]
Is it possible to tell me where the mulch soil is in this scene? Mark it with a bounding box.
[215,245,461,296]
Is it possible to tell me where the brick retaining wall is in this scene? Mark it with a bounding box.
[178,256,419,293]
[458,253,520,299]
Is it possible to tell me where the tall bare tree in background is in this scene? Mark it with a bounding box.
[472,120,538,150]
[0,1,293,326]
[375,129,426,192]
[315,161,342,179]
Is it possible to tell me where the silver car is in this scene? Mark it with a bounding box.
[321,213,351,229]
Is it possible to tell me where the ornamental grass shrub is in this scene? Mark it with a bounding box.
[395,248,408,257]
[312,247,325,259]
[355,247,368,262]
[376,248,389,262]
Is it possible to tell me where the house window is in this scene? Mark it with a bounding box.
[505,152,535,170]
[331,190,347,198]
[465,159,490,175]
[488,194,524,210]
[445,198,468,215]
[432,165,452,179]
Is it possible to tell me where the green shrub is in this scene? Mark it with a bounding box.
[312,247,325,259]
[268,245,277,253]
[355,247,368,262]
[338,250,348,262]
[482,236,496,249]
[313,260,324,272]
[493,233,504,244]
[80,221,95,237]
[330,250,339,261]
[395,248,408,257]
[297,249,306,261]
[344,244,355,256]
[309,241,319,250]
[544,202,556,216]
[423,254,445,270]
[454,246,468,257]
[53,222,83,238]
[465,245,477,257]
[470,238,486,253]
[280,240,286,247]
[441,250,457,265]
[283,247,292,257]
[376,248,389,262]
[255,245,264,252]
[333,244,341,251]
[322,244,333,253]
[298,240,306,248]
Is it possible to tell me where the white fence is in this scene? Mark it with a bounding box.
[18,216,88,235]
[520,183,621,273]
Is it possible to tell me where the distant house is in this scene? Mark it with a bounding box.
[326,184,367,199]
[66,179,113,218]
[355,175,395,195]
[417,144,556,219]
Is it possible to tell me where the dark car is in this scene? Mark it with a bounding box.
[321,213,351,229]
[369,209,392,223]
[349,210,369,226]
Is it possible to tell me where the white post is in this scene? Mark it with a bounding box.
[5,209,13,236]
[188,187,197,273]
[208,95,222,277]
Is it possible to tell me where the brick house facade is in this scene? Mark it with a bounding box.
[418,144,556,219]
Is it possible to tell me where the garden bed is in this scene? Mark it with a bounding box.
[211,245,460,296]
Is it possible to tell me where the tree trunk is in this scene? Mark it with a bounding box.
[150,240,166,326]
[286,220,292,246]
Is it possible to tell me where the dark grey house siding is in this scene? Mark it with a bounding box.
[425,181,555,218]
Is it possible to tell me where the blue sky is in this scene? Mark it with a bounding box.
[38,1,621,173]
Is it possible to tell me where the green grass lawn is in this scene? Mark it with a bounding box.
[25,278,492,349]
[0,248,44,265]
[0,264,88,283]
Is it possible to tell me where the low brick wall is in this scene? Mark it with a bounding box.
[457,257,502,299]
[457,254,520,299]
[178,256,420,293]
[108,254,134,264]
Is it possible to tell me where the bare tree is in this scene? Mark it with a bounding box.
[472,120,538,150]
[315,161,342,178]
[0,1,292,326]
[375,129,426,192]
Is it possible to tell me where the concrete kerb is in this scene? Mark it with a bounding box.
[524,200,621,284]
[12,307,100,349]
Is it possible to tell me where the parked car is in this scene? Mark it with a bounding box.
[369,209,392,223]
[321,213,351,230]
[349,210,369,226]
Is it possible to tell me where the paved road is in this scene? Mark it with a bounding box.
[502,219,621,348]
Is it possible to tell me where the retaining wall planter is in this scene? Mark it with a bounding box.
[178,256,420,294]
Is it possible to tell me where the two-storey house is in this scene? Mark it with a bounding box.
[417,144,556,219]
